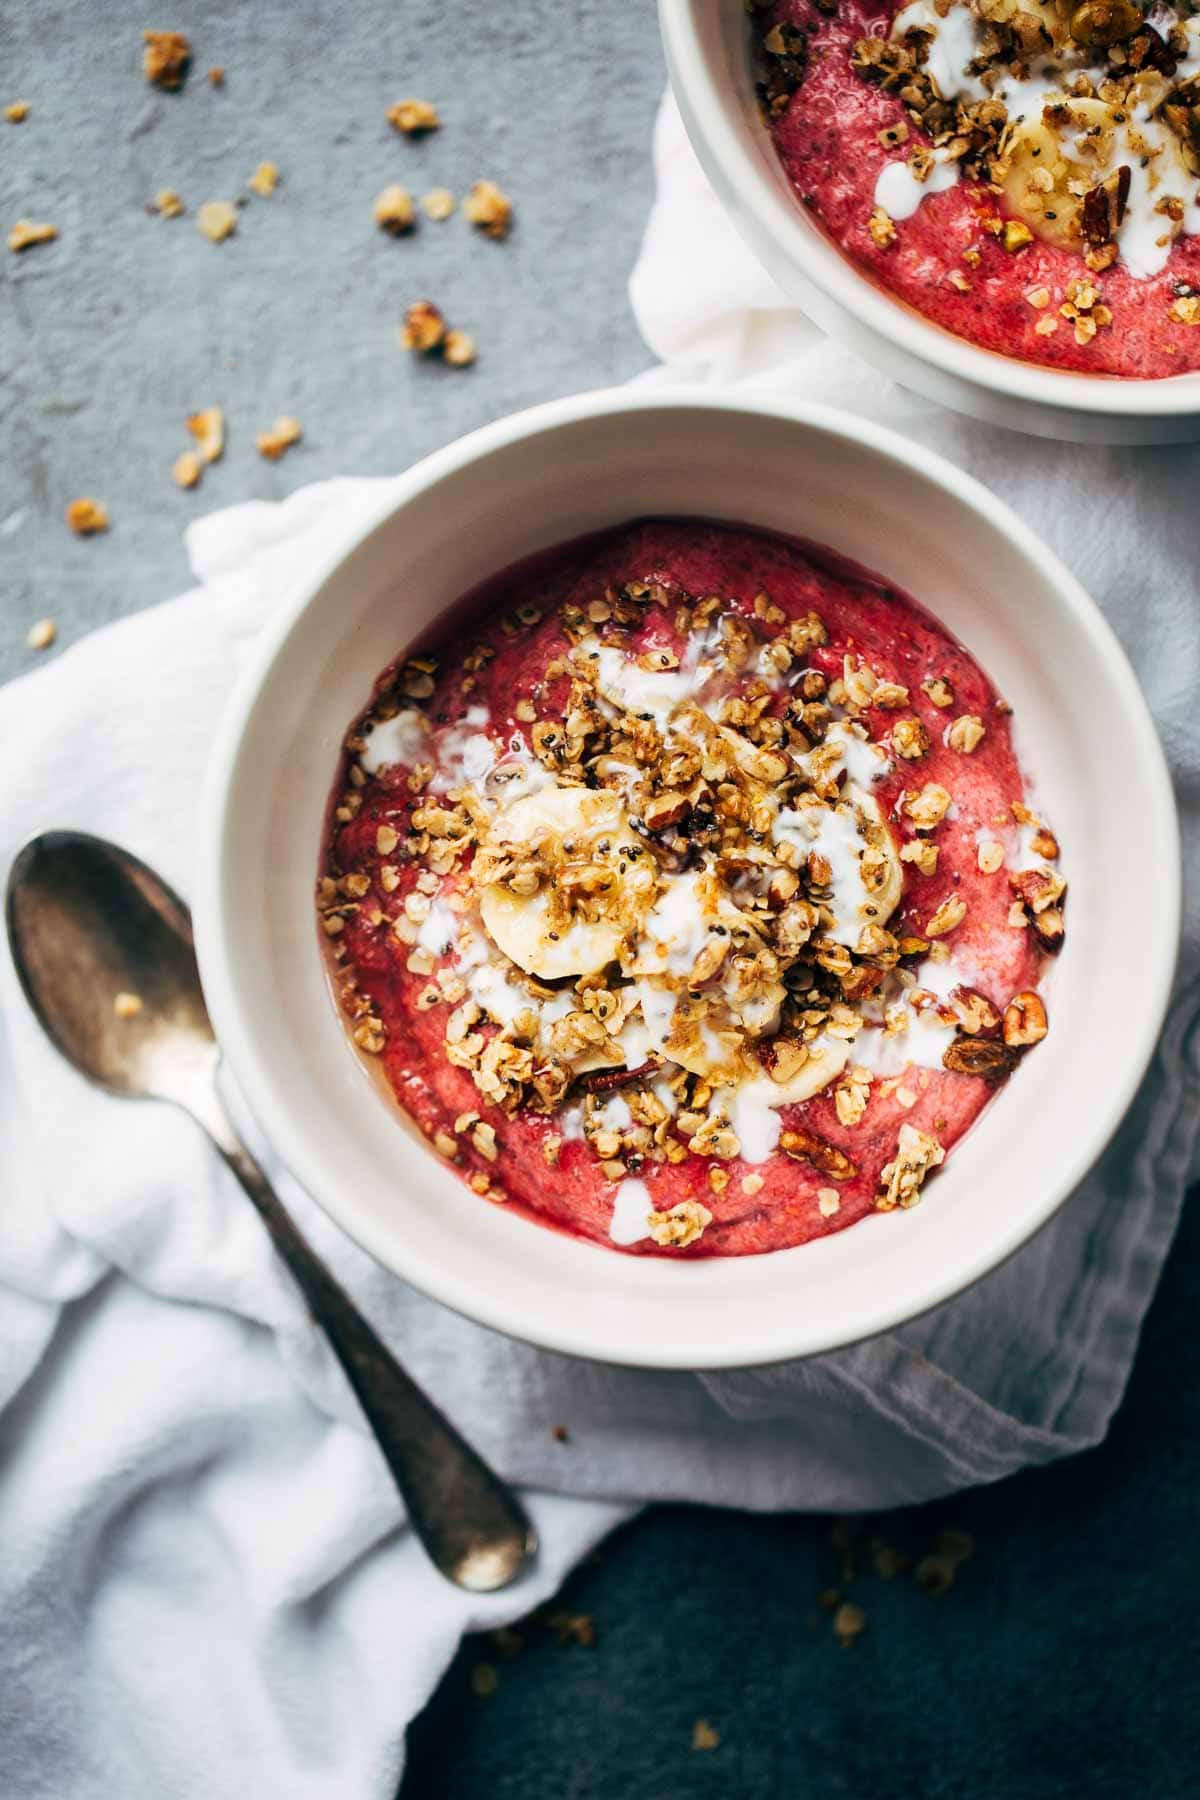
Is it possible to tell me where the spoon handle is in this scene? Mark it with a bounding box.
[195,1085,536,1593]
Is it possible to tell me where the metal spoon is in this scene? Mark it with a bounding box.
[5,830,536,1593]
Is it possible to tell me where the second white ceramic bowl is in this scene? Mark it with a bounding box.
[660,0,1200,444]
[196,389,1179,1370]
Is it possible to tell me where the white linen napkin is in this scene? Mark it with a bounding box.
[2,99,1200,1799]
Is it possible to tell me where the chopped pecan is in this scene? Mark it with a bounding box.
[780,1128,857,1182]
[1003,991,1048,1048]
[1082,165,1131,247]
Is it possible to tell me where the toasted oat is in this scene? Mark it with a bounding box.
[646,1199,712,1248]
[155,188,185,218]
[443,329,477,367]
[1025,286,1051,310]
[901,838,939,876]
[1034,316,1059,337]
[247,161,280,198]
[421,187,456,221]
[143,29,190,90]
[196,200,237,243]
[925,894,967,937]
[834,1065,871,1128]
[947,714,985,754]
[868,205,897,249]
[1170,294,1200,326]
[463,179,513,239]
[374,184,415,234]
[65,497,109,536]
[905,783,952,831]
[172,450,202,489]
[113,991,143,1018]
[26,617,56,651]
[817,1188,841,1217]
[741,1171,765,1195]
[877,1123,944,1211]
[891,716,930,760]
[977,840,1004,875]
[1002,220,1033,253]
[256,415,302,460]
[187,406,224,463]
[387,98,441,135]
[8,219,57,252]
[5,102,30,123]
[921,675,954,709]
[400,299,446,351]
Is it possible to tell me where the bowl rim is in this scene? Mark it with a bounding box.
[195,385,1181,1370]
[658,0,1200,421]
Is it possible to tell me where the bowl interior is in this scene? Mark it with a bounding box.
[200,393,1178,1369]
[661,0,1200,437]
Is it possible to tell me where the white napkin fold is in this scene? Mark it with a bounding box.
[3,96,1200,1800]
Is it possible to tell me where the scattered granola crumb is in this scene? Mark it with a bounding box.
[374,184,415,234]
[463,179,512,239]
[443,328,476,367]
[1002,220,1033,253]
[915,1526,975,1595]
[8,219,57,253]
[196,200,237,243]
[387,98,441,135]
[207,66,224,87]
[155,188,185,218]
[692,1721,721,1752]
[400,299,446,351]
[1034,315,1059,336]
[421,187,455,221]
[647,1198,712,1248]
[470,1662,498,1698]
[65,497,109,536]
[256,415,302,460]
[977,840,1005,875]
[946,713,985,754]
[26,618,56,651]
[740,1170,764,1195]
[173,450,202,489]
[867,205,897,249]
[187,406,224,463]
[817,1187,841,1217]
[142,30,191,90]
[247,161,279,198]
[546,1611,595,1647]
[832,1601,867,1646]
[552,1424,569,1443]
[113,991,143,1019]
[5,102,30,123]
[1169,294,1200,327]
[1025,285,1051,310]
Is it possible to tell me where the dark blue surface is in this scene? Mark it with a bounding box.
[403,1191,1200,1799]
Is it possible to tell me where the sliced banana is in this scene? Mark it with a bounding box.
[998,97,1114,250]
[854,788,903,928]
[478,786,636,980]
[775,785,902,947]
[746,1038,851,1106]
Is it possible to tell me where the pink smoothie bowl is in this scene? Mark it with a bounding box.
[660,0,1200,444]
[194,389,1179,1370]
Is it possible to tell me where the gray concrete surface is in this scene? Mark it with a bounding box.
[0,0,663,685]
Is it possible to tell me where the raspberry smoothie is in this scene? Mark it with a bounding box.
[755,0,1200,376]
[318,520,1062,1257]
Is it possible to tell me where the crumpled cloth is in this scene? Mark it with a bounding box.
[2,93,1199,1800]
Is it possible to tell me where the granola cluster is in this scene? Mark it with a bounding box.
[320,569,1061,1246]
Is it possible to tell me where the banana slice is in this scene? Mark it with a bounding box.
[776,786,903,947]
[999,97,1113,250]
[749,1038,851,1106]
[854,788,903,928]
[478,786,637,980]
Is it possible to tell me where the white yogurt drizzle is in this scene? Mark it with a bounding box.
[875,1,1200,278]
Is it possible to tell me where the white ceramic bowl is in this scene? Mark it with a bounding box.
[196,388,1179,1370]
[660,0,1200,444]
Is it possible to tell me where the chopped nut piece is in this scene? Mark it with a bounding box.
[387,98,441,135]
[463,179,513,239]
[27,618,57,651]
[400,299,446,351]
[780,1127,856,1181]
[187,406,225,463]
[256,415,302,460]
[877,1123,944,1211]
[113,991,143,1019]
[1025,286,1051,310]
[65,497,109,536]
[817,1188,841,1217]
[977,840,1004,875]
[947,713,985,754]
[421,187,456,221]
[155,188,185,218]
[6,102,30,123]
[925,894,967,938]
[692,1721,721,1752]
[443,329,477,367]
[868,205,897,248]
[472,1120,498,1161]
[921,675,955,709]
[901,839,939,876]
[1170,294,1200,327]
[247,161,280,198]
[143,29,191,90]
[871,680,909,709]
[647,1199,713,1248]
[375,824,399,855]
[196,200,237,243]
[172,450,202,489]
[8,219,57,252]
[905,783,951,831]
[374,184,415,234]
[1003,990,1048,1047]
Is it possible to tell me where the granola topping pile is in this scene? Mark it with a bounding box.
[320,556,1060,1251]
